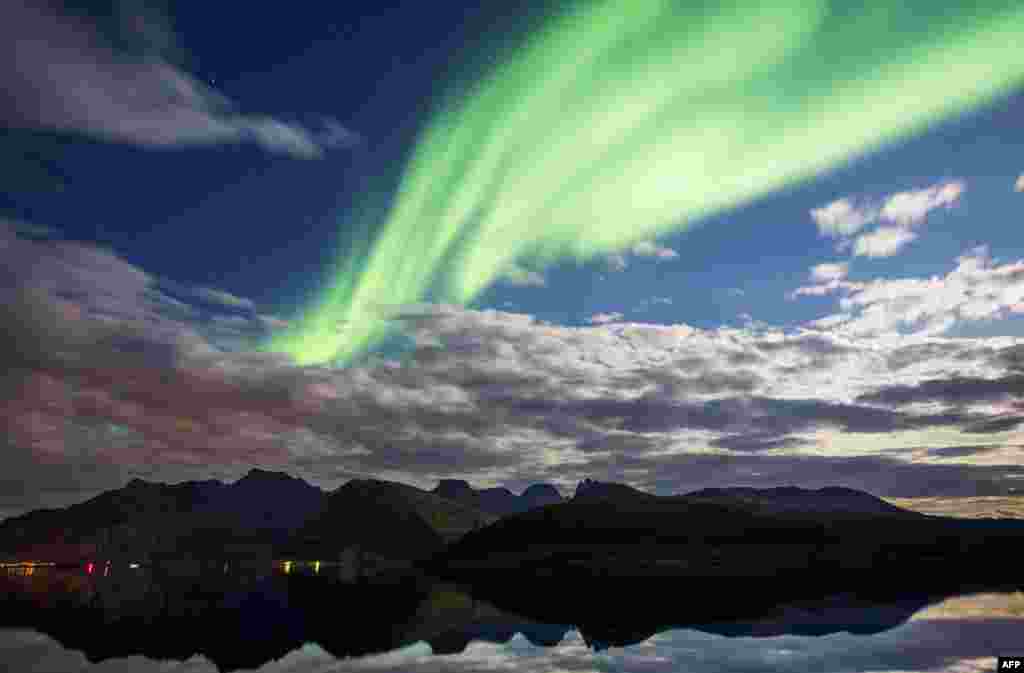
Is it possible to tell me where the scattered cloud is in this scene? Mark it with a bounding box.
[880,181,964,227]
[852,226,918,258]
[631,240,679,260]
[258,315,291,330]
[193,287,257,311]
[0,0,358,158]
[812,182,964,259]
[600,240,677,272]
[796,246,1024,337]
[604,254,628,273]
[587,312,624,325]
[809,263,848,283]
[635,296,673,311]
[811,198,876,237]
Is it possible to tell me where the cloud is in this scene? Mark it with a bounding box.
[0,0,358,158]
[4,614,1024,673]
[604,254,628,273]
[810,198,877,237]
[708,433,810,452]
[600,240,677,272]
[192,287,256,311]
[587,312,624,325]
[880,181,964,227]
[812,182,964,259]
[258,315,291,330]
[858,374,1024,408]
[499,263,546,287]
[631,240,679,260]
[851,226,918,258]
[636,296,674,312]
[926,444,1001,458]
[809,263,848,283]
[794,246,1024,337]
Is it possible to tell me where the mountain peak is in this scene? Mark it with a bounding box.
[572,479,650,502]
[238,468,296,483]
[434,479,475,500]
[522,483,561,498]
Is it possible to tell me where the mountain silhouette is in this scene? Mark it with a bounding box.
[432,479,563,516]
[0,471,492,564]
[293,479,494,560]
[684,485,915,517]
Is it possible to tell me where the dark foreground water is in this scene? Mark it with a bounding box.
[0,564,1021,673]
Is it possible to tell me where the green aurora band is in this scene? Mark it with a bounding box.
[268,0,1024,365]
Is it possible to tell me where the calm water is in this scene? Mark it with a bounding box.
[1,564,1021,673]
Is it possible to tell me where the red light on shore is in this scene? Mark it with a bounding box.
[86,562,94,575]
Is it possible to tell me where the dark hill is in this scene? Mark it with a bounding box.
[683,485,918,517]
[295,480,447,560]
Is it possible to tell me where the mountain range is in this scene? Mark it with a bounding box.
[0,470,560,563]
[4,472,1023,602]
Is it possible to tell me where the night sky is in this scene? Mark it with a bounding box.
[3,0,1024,519]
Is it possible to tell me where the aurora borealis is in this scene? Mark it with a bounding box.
[267,0,1024,365]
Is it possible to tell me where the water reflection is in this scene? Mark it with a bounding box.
[0,565,1021,672]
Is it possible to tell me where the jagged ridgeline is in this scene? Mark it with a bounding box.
[0,471,563,564]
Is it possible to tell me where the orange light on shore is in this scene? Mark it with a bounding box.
[0,561,56,568]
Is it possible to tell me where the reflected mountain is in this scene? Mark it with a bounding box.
[1,565,1017,671]
[0,566,566,671]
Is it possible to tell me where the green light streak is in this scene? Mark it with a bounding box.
[268,0,1024,365]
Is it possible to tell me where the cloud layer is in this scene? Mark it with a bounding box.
[0,0,358,158]
[4,218,1024,518]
